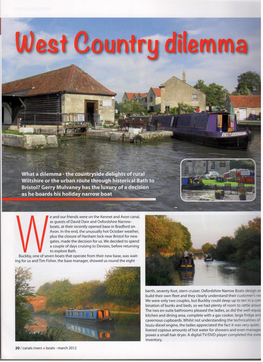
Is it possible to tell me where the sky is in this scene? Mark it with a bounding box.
[2,17,261,102]
[169,211,260,249]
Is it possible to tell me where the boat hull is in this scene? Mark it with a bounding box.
[182,183,204,190]
[64,316,114,324]
[172,129,250,150]
[204,258,213,262]
[151,112,251,150]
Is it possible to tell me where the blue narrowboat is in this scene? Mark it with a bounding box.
[182,177,204,190]
[64,308,114,323]
[151,112,251,150]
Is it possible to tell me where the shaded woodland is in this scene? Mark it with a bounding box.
[146,215,192,285]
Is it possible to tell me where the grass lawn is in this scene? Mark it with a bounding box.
[202,179,254,187]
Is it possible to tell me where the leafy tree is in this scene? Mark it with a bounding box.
[194,80,229,107]
[234,218,261,263]
[36,282,52,296]
[215,236,236,261]
[170,103,196,114]
[15,267,35,338]
[146,215,169,254]
[235,71,261,94]
[73,280,102,307]
[202,242,214,254]
[104,267,140,305]
[45,279,73,309]
[119,100,145,115]
[146,215,192,255]
[146,254,174,285]
[230,160,255,170]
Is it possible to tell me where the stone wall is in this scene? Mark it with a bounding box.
[160,76,206,112]
[62,94,115,123]
[2,134,58,149]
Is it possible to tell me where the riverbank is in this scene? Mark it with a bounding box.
[2,127,173,148]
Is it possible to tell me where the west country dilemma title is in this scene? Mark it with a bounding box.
[15,31,248,60]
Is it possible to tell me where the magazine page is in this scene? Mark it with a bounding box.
[1,0,261,360]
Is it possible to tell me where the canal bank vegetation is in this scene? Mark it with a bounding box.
[145,215,193,285]
[35,267,140,314]
[203,217,261,272]
[16,267,140,340]
[15,267,65,341]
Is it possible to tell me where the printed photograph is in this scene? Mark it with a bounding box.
[180,158,256,202]
[2,17,261,212]
[15,266,140,341]
[145,213,261,286]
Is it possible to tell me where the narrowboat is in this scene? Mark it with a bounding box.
[182,177,204,190]
[204,254,213,262]
[64,308,114,323]
[151,112,251,150]
[179,256,195,269]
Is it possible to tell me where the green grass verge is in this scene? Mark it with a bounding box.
[202,179,254,187]
[2,129,24,135]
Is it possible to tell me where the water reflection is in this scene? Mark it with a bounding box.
[173,258,260,286]
[28,314,140,341]
[64,319,114,340]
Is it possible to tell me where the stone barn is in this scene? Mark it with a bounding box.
[2,64,116,126]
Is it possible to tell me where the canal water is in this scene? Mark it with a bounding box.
[172,258,260,286]
[2,132,260,211]
[27,314,140,341]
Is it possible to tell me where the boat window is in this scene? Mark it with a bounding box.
[194,117,207,129]
[91,312,94,317]
[82,312,84,317]
[177,116,191,127]
[67,312,70,316]
[77,312,80,316]
[71,312,73,316]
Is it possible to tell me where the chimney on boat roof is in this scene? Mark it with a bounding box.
[183,70,186,83]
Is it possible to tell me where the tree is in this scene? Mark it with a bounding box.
[145,215,192,255]
[119,100,145,115]
[215,236,236,261]
[104,267,140,305]
[234,218,261,263]
[236,71,261,94]
[36,282,52,296]
[45,279,73,309]
[194,80,229,107]
[201,242,214,254]
[73,281,101,307]
[15,267,35,337]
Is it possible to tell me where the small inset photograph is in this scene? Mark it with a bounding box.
[15,266,140,341]
[145,213,260,286]
[181,159,256,202]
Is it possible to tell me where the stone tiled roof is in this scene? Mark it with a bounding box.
[229,95,261,108]
[2,64,116,97]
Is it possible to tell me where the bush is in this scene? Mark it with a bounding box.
[146,254,174,285]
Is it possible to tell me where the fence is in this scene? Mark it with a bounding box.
[17,112,95,127]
